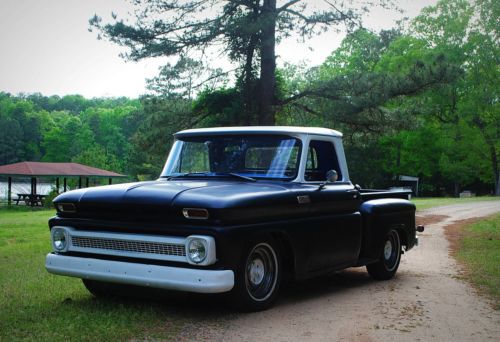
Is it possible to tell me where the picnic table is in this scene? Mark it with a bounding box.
[15,194,47,206]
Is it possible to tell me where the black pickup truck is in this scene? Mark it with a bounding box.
[46,127,422,311]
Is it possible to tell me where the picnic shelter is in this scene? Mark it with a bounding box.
[0,162,126,206]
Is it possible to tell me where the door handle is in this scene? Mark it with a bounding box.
[346,189,359,198]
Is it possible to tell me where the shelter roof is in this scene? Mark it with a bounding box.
[0,162,125,177]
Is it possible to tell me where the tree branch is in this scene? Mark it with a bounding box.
[277,0,302,13]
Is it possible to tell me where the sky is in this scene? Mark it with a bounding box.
[0,0,438,98]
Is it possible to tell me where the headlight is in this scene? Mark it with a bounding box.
[51,227,68,252]
[187,238,207,263]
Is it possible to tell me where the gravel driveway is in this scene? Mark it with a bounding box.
[176,201,500,342]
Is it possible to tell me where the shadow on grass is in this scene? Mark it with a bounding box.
[69,267,374,316]
[32,268,377,340]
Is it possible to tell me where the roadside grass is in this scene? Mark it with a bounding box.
[455,214,500,310]
[0,209,185,341]
[412,196,500,211]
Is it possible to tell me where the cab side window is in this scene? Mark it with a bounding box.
[305,140,342,181]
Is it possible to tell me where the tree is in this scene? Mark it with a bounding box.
[411,0,499,195]
[281,28,460,136]
[0,94,42,164]
[128,97,193,177]
[90,0,394,125]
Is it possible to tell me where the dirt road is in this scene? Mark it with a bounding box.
[176,201,500,342]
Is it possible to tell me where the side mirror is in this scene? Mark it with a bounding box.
[318,170,338,191]
[326,170,338,182]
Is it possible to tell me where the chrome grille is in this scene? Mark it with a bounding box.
[71,236,186,257]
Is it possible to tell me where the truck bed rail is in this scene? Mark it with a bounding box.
[359,189,412,202]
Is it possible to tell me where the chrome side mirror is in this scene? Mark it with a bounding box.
[326,170,338,183]
[318,170,338,191]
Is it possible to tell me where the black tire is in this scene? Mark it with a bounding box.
[229,239,282,311]
[82,279,122,298]
[367,229,401,280]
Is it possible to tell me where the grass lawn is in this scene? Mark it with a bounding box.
[411,196,500,211]
[0,208,188,341]
[455,214,500,310]
[1,197,498,339]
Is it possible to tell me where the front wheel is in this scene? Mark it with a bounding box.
[82,279,139,298]
[367,229,401,280]
[230,240,281,311]
[82,279,118,297]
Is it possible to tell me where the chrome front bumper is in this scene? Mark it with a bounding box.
[45,253,234,293]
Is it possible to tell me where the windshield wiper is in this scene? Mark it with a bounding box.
[215,173,257,182]
[162,172,209,180]
[163,172,256,182]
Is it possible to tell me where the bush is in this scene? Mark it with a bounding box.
[43,188,59,208]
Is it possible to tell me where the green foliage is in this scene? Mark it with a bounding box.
[0,92,141,176]
[0,0,497,196]
[280,0,498,195]
[43,188,59,208]
[0,94,42,164]
[193,88,244,126]
[128,97,193,178]
[90,0,398,124]
[72,145,122,173]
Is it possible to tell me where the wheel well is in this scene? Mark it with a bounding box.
[271,232,296,281]
[395,226,409,250]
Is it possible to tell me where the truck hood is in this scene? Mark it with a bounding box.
[53,179,303,224]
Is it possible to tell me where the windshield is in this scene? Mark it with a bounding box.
[162,135,302,180]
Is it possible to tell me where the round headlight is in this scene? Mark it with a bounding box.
[187,239,207,263]
[52,228,67,251]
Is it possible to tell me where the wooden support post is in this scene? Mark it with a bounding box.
[30,177,35,195]
[85,177,89,188]
[33,177,37,195]
[7,176,12,207]
[63,178,67,192]
[109,178,112,185]
[56,178,60,194]
[78,176,82,189]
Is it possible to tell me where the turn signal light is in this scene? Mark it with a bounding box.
[182,208,209,220]
[56,203,76,213]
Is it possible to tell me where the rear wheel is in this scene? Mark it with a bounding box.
[230,240,281,311]
[367,229,401,280]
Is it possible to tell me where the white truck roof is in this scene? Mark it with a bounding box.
[175,126,342,138]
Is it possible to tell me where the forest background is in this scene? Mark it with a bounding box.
[0,0,498,196]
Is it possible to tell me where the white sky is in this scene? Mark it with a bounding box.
[0,0,437,98]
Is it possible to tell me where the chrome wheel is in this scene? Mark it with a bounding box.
[382,230,400,272]
[245,243,278,302]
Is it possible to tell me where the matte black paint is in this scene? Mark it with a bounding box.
[52,178,417,280]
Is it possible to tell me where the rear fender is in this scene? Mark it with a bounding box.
[359,199,416,260]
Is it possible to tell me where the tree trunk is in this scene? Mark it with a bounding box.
[258,0,277,126]
[242,34,258,125]
[489,145,499,196]
[475,117,499,196]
